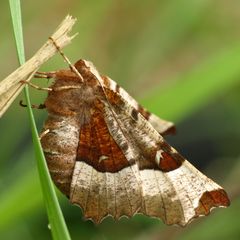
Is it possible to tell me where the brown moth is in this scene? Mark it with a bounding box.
[39,58,230,226]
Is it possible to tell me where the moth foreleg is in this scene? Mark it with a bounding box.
[20,80,53,91]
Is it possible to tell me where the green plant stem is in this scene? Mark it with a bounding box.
[9,0,71,239]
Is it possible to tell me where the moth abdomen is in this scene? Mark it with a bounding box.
[41,115,80,196]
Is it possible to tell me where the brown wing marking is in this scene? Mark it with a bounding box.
[195,189,230,215]
[77,107,130,173]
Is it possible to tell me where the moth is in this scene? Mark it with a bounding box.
[37,55,230,226]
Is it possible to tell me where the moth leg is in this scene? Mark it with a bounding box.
[53,85,82,91]
[39,129,50,140]
[20,80,53,91]
[21,79,82,92]
[34,71,56,79]
[19,100,46,109]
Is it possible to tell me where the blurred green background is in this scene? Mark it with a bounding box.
[1,0,240,239]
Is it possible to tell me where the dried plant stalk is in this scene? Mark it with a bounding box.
[0,15,77,118]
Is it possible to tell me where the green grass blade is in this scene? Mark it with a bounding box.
[9,0,25,64]
[9,1,71,239]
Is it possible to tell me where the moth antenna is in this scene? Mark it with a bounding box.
[48,37,84,82]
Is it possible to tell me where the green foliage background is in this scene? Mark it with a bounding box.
[0,0,240,239]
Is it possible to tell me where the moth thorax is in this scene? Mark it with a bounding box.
[80,85,96,102]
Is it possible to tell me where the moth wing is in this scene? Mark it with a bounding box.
[99,85,229,225]
[69,83,229,226]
